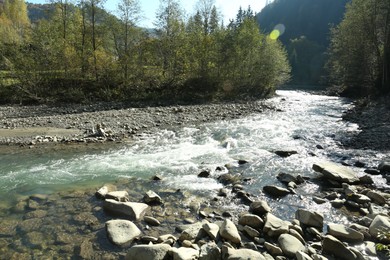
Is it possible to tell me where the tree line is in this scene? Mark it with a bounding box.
[0,0,290,104]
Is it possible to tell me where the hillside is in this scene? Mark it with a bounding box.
[257,0,349,85]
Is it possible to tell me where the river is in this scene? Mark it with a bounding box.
[0,90,388,258]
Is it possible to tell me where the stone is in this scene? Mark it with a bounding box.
[96,184,116,199]
[312,162,359,183]
[158,234,177,244]
[322,235,356,260]
[369,215,390,243]
[331,199,345,208]
[178,221,208,241]
[359,175,374,184]
[238,214,264,229]
[364,241,377,257]
[144,216,161,226]
[244,225,260,238]
[219,219,241,244]
[263,213,290,237]
[78,239,94,259]
[263,185,291,197]
[125,244,171,260]
[275,150,298,157]
[222,246,266,260]
[327,223,364,243]
[296,251,313,260]
[105,191,129,202]
[378,161,390,173]
[289,229,305,244]
[202,222,219,241]
[199,242,221,260]
[218,188,228,197]
[106,220,141,246]
[277,172,298,184]
[250,200,271,216]
[278,234,305,258]
[143,190,162,204]
[365,168,381,175]
[141,236,158,243]
[264,242,283,256]
[103,199,149,221]
[151,175,163,181]
[198,170,211,178]
[312,254,328,260]
[350,193,371,204]
[295,209,323,228]
[170,247,199,260]
[366,191,386,205]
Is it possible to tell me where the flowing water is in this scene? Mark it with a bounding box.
[0,90,388,257]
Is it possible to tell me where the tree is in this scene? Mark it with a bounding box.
[0,0,30,44]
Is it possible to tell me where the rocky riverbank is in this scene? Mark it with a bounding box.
[0,101,270,148]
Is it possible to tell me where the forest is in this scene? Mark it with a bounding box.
[0,0,290,104]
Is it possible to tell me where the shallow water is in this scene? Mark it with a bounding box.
[0,90,388,257]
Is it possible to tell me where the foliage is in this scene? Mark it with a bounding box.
[0,0,291,104]
[328,0,390,96]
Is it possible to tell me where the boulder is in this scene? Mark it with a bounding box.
[264,242,283,256]
[322,235,357,260]
[238,214,264,229]
[202,222,219,241]
[106,220,141,246]
[250,201,271,216]
[277,172,298,184]
[222,246,266,260]
[170,247,199,260]
[105,191,129,202]
[366,191,386,205]
[125,244,171,260]
[263,213,290,237]
[198,170,211,178]
[289,229,305,244]
[369,215,390,243]
[378,161,390,173]
[312,162,359,183]
[219,219,241,244]
[275,150,298,158]
[243,225,260,238]
[295,209,323,228]
[178,221,208,242]
[103,199,149,221]
[296,251,313,260]
[144,216,161,226]
[96,184,116,199]
[263,185,291,197]
[278,234,305,258]
[143,190,162,204]
[327,223,364,243]
[199,242,221,260]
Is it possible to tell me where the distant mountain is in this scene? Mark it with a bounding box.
[27,3,53,23]
[256,0,349,85]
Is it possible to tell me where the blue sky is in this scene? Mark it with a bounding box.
[28,0,269,28]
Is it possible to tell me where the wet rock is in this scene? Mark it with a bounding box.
[125,244,171,260]
[24,231,44,249]
[103,199,149,221]
[327,223,364,243]
[143,190,162,204]
[322,235,356,260]
[364,241,377,257]
[151,175,163,181]
[369,215,390,243]
[313,197,327,204]
[106,191,129,202]
[366,191,386,205]
[218,173,241,185]
[238,214,264,229]
[364,168,381,175]
[77,239,94,259]
[106,219,141,246]
[312,162,359,184]
[198,170,211,178]
[278,234,305,258]
[238,159,249,165]
[170,247,199,260]
[275,150,298,158]
[295,209,323,228]
[144,216,161,226]
[277,172,299,184]
[354,161,366,168]
[24,209,47,219]
[349,193,371,204]
[263,185,291,197]
[378,161,390,173]
[202,222,219,241]
[17,218,43,233]
[199,242,221,260]
[219,219,241,244]
[359,175,374,185]
[250,200,271,216]
[263,213,290,237]
[222,246,266,260]
[331,199,345,208]
[264,242,283,256]
[296,251,313,260]
[96,184,116,199]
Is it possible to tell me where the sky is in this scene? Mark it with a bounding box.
[28,0,270,28]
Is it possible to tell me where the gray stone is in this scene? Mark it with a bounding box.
[296,251,313,260]
[275,150,298,157]
[327,223,364,243]
[313,197,327,204]
[366,191,386,205]
[158,234,177,244]
[263,252,275,260]
[313,162,359,183]
[263,213,290,237]
[244,225,260,238]
[322,235,356,260]
[331,199,345,208]
[277,172,298,184]
[125,244,171,260]
[238,214,264,229]
[264,242,283,256]
[106,191,129,202]
[220,219,241,244]
[170,247,199,260]
[106,219,141,246]
[96,184,116,199]
[103,199,149,221]
[378,161,390,173]
[144,216,161,226]
[263,185,291,197]
[199,242,221,260]
[295,209,323,228]
[202,222,219,241]
[369,215,390,243]
[179,220,208,242]
[350,193,371,204]
[278,234,305,258]
[289,229,305,244]
[250,200,271,216]
[312,255,329,260]
[143,190,162,204]
[364,241,377,257]
[222,246,266,260]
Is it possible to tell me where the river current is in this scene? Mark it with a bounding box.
[0,90,388,257]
